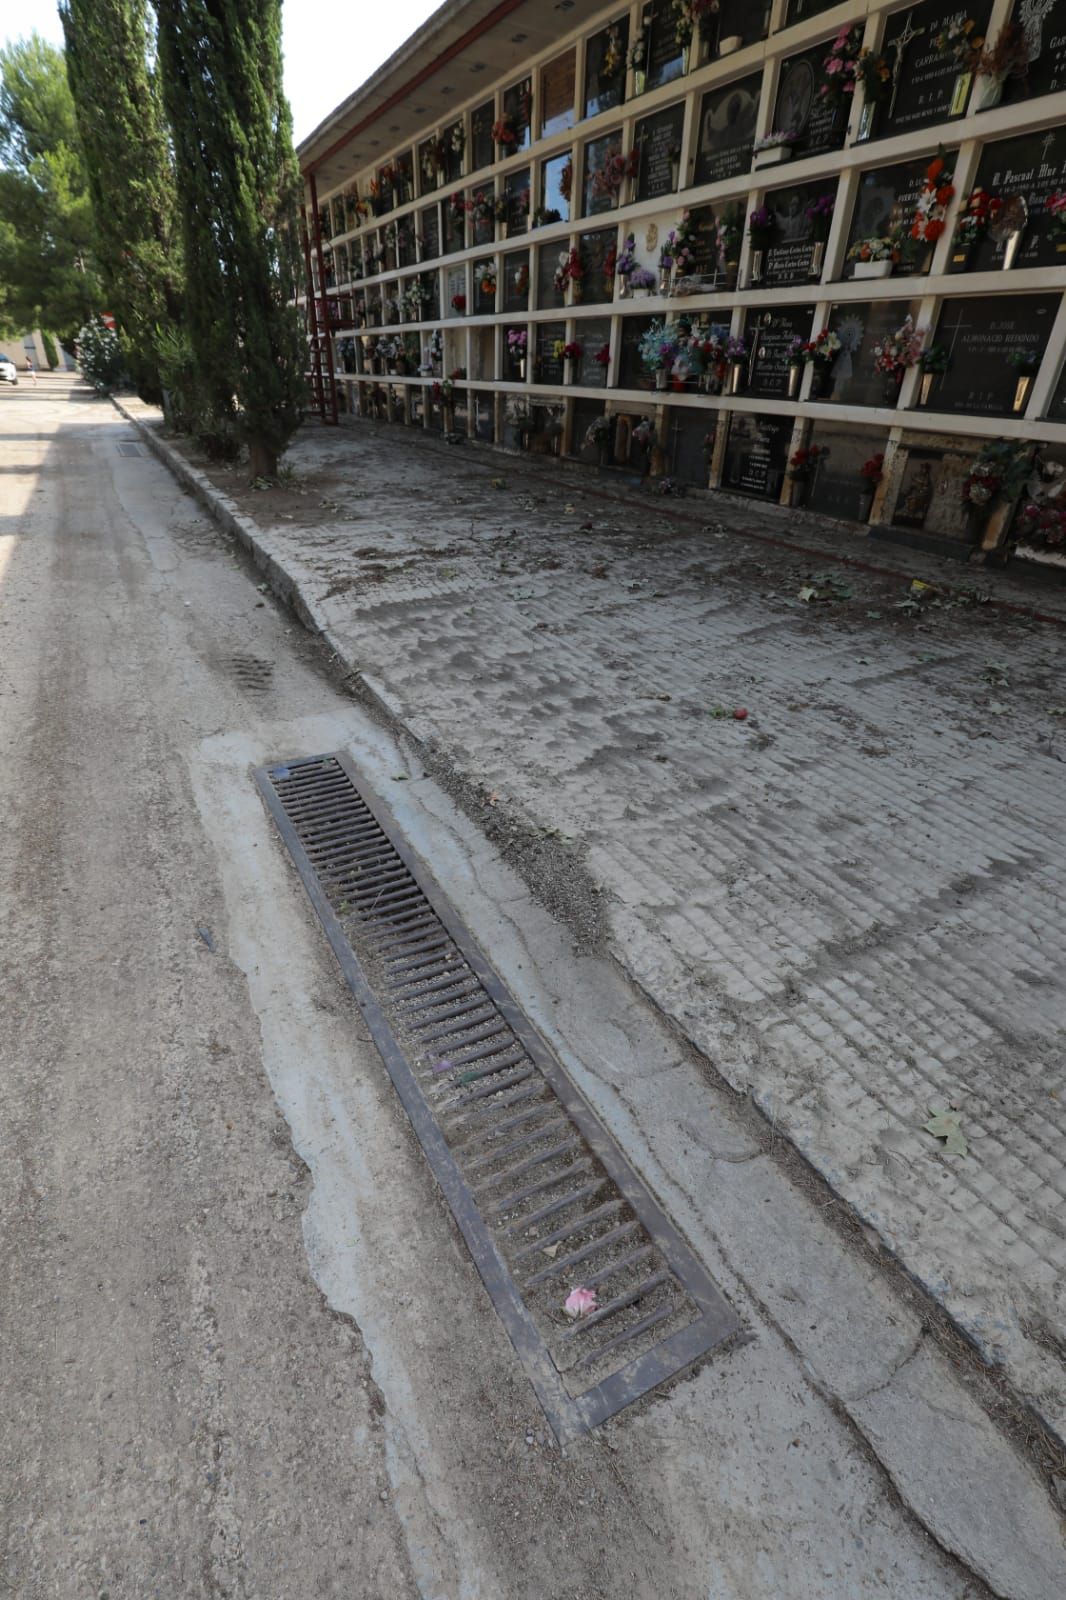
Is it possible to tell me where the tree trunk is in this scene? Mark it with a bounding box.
[248,437,278,481]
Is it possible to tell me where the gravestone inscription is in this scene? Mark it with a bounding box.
[721,413,792,497]
[693,74,760,185]
[744,305,815,397]
[1006,0,1066,100]
[774,41,847,159]
[636,103,686,200]
[760,181,838,287]
[960,128,1066,272]
[878,0,993,135]
[930,293,1059,415]
[644,0,687,90]
[584,17,629,119]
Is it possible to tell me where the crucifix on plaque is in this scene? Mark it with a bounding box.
[887,11,925,122]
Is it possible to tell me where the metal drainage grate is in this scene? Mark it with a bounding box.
[115,441,144,457]
[254,752,741,1441]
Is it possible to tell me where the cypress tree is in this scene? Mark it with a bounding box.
[59,0,182,403]
[154,0,305,475]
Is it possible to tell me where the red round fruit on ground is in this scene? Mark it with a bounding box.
[733,708,748,721]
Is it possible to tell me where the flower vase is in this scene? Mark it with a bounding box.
[718,35,743,55]
[618,278,631,299]
[858,489,875,523]
[883,372,903,405]
[633,68,646,96]
[753,145,792,169]
[809,362,833,399]
[517,357,526,381]
[857,101,877,142]
[728,362,745,396]
[1013,372,1035,413]
[658,268,672,295]
[809,240,826,276]
[974,73,1004,110]
[790,479,809,509]
[1002,229,1025,270]
[654,369,668,390]
[681,45,690,75]
[787,363,802,399]
[748,248,765,284]
[919,372,938,406]
[854,258,893,279]
[670,160,680,190]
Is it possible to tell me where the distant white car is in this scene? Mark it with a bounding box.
[0,358,18,385]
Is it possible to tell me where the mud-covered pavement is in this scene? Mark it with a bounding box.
[3,377,1064,1600]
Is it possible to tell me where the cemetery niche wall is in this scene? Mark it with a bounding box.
[300,0,1066,557]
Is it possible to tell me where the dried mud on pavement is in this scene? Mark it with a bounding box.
[144,410,1066,1449]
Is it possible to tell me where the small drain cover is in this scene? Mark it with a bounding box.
[255,752,741,1441]
[115,441,143,457]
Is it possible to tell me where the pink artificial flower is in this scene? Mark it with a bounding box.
[564,1286,598,1318]
[825,57,843,74]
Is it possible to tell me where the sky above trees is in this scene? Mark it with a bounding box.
[1,0,441,144]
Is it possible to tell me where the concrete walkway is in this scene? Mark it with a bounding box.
[119,399,1066,1461]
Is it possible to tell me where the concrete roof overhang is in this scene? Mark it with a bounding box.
[297,0,609,191]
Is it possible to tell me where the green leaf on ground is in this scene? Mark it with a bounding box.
[924,1109,969,1157]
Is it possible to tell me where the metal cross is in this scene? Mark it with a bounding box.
[887,11,924,122]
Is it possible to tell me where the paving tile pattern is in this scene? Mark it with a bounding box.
[188,419,1066,1438]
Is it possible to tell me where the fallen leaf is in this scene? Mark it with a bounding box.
[431,1059,454,1074]
[866,610,882,619]
[1048,707,1066,717]
[924,1109,968,1157]
[798,585,817,603]
[988,702,1008,715]
[542,1243,560,1259]
[391,773,408,781]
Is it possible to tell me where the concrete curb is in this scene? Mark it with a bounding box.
[111,396,1066,1600]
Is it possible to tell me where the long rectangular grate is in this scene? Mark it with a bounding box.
[254,752,741,1441]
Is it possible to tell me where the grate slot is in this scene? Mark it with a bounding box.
[255,752,741,1442]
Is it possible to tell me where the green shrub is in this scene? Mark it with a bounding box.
[75,318,127,388]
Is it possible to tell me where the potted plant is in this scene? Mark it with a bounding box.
[793,328,841,397]
[961,438,1033,541]
[628,29,648,95]
[451,292,467,314]
[753,129,797,170]
[950,185,997,268]
[658,213,696,293]
[1046,190,1066,253]
[713,203,744,284]
[849,236,898,278]
[638,320,681,389]
[491,113,518,154]
[855,47,892,140]
[474,261,497,301]
[746,205,775,283]
[507,327,527,379]
[805,193,835,275]
[594,342,611,374]
[917,344,949,405]
[872,314,924,402]
[1010,348,1040,413]
[907,152,956,271]
[787,443,827,507]
[560,339,583,372]
[931,14,984,113]
[991,193,1029,270]
[724,334,748,394]
[858,453,884,521]
[615,233,638,296]
[583,413,613,464]
[630,267,658,296]
[819,25,862,122]
[1016,494,1066,558]
[970,21,1029,110]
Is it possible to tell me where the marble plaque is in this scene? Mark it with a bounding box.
[636,103,686,201]
[721,412,792,497]
[744,306,816,398]
[930,293,1059,415]
[693,74,760,186]
[774,41,847,160]
[878,0,993,135]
